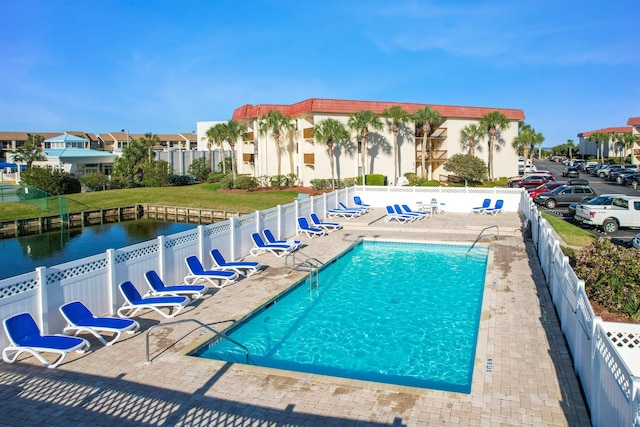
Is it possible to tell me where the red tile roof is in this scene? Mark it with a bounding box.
[580,126,633,137]
[231,98,525,121]
[628,117,640,126]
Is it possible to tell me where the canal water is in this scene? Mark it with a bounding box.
[0,220,197,280]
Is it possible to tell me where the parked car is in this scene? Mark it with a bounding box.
[568,194,623,217]
[622,173,640,189]
[597,164,625,179]
[575,195,640,233]
[562,167,580,178]
[528,181,567,199]
[633,233,640,250]
[611,169,638,184]
[507,173,555,188]
[534,185,597,209]
[509,174,555,189]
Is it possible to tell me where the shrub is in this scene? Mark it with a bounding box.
[365,174,385,186]
[20,166,80,195]
[187,157,210,182]
[234,175,258,190]
[219,174,234,189]
[342,177,357,187]
[80,172,109,192]
[310,179,331,190]
[269,175,289,188]
[573,238,640,318]
[206,172,226,183]
[107,176,130,190]
[443,153,487,183]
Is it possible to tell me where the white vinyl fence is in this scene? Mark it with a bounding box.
[1,185,638,425]
[523,194,640,427]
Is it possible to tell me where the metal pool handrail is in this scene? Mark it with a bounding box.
[466,225,500,256]
[145,318,249,364]
[285,249,324,273]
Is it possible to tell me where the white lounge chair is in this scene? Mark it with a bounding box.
[385,205,415,223]
[394,204,423,220]
[400,204,430,219]
[484,199,504,215]
[60,301,139,346]
[339,202,367,215]
[3,312,90,368]
[145,270,208,299]
[184,255,239,288]
[297,217,326,238]
[118,281,190,319]
[263,229,301,250]
[353,196,371,211]
[310,213,342,232]
[210,249,260,277]
[472,199,492,214]
[250,232,293,257]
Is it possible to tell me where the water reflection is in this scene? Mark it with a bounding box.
[18,229,81,259]
[1,220,196,280]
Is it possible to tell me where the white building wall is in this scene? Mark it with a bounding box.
[196,120,225,151]
[226,112,522,186]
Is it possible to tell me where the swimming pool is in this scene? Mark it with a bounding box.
[193,240,488,393]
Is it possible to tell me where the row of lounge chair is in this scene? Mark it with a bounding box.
[385,204,430,223]
[2,248,266,368]
[2,204,359,369]
[471,199,504,215]
[327,197,371,219]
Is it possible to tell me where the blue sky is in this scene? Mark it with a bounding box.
[1,0,638,147]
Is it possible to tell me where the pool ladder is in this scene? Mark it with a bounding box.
[285,250,323,297]
[466,225,500,257]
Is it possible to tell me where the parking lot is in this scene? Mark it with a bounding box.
[528,160,640,247]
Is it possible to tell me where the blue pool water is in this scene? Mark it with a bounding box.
[193,241,488,393]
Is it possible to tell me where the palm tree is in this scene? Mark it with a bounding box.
[224,120,246,181]
[459,123,484,156]
[13,134,45,168]
[566,139,575,158]
[381,106,412,184]
[138,132,160,162]
[412,107,443,179]
[258,110,295,180]
[620,132,637,162]
[513,124,533,172]
[206,123,228,174]
[479,111,509,180]
[347,110,383,181]
[533,130,545,162]
[313,118,350,191]
[588,132,607,163]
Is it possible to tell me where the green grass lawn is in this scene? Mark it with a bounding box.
[0,184,303,221]
[540,212,596,247]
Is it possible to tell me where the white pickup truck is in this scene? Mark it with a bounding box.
[574,195,640,233]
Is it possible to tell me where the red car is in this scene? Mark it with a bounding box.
[528,181,567,198]
[508,174,555,189]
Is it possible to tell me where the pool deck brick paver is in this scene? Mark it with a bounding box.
[0,209,592,426]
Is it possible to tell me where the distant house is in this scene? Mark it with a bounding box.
[33,133,117,176]
[98,132,197,152]
[577,120,637,164]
